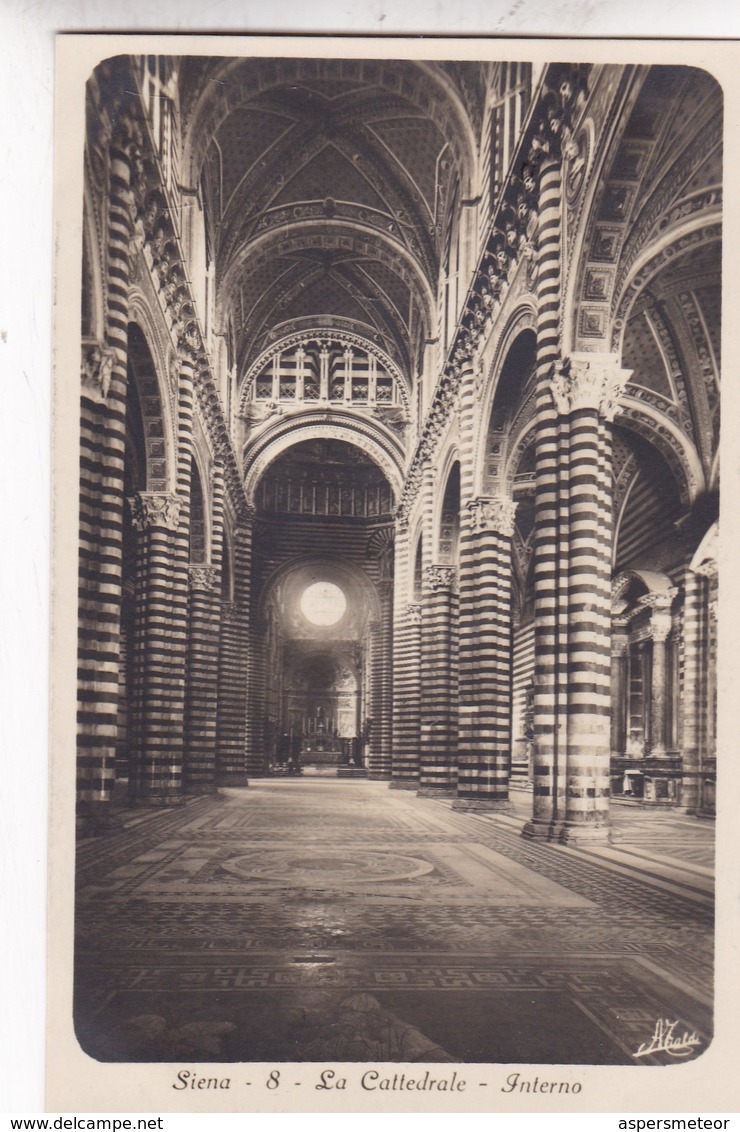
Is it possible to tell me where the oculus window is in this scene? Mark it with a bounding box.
[300,581,347,627]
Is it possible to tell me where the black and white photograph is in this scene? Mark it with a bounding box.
[45,33,739,1113]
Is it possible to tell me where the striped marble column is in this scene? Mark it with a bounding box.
[183,460,226,793]
[365,618,383,777]
[164,346,198,787]
[681,565,716,812]
[524,353,631,843]
[559,393,614,840]
[127,491,184,804]
[219,516,252,784]
[244,633,268,777]
[390,601,422,788]
[454,496,516,811]
[243,513,269,778]
[524,154,568,839]
[390,519,418,788]
[77,113,138,819]
[183,565,221,794]
[644,593,677,758]
[419,564,458,796]
[610,618,629,757]
[369,580,394,780]
[215,598,249,786]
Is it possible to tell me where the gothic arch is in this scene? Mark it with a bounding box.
[409,525,424,601]
[183,58,478,198]
[82,184,105,342]
[243,412,405,506]
[477,320,537,498]
[125,318,176,493]
[566,64,722,356]
[610,221,722,354]
[612,568,676,615]
[238,327,412,413]
[188,452,211,565]
[433,449,461,565]
[614,396,705,505]
[221,221,437,343]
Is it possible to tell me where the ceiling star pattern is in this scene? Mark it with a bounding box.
[184,58,479,383]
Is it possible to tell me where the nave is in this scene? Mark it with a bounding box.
[74,779,713,1065]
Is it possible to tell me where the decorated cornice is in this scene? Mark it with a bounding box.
[396,64,592,524]
[637,588,678,614]
[467,496,517,536]
[258,315,401,366]
[128,491,182,532]
[549,353,632,421]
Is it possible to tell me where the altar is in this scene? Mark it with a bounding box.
[301,736,344,766]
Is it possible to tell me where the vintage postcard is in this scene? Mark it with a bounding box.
[48,33,740,1113]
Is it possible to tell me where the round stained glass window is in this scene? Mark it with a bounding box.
[300,581,347,627]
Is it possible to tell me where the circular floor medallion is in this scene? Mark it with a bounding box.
[222,848,434,885]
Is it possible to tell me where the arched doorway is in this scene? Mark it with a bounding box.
[246,438,394,778]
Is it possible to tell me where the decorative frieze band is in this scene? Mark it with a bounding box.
[81,339,116,404]
[425,565,457,592]
[128,491,182,532]
[189,565,220,593]
[549,353,632,421]
[467,496,517,536]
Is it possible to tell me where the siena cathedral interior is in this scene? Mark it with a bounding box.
[73,53,719,1066]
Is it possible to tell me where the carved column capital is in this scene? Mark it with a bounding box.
[406,602,422,626]
[549,353,632,421]
[220,602,244,626]
[649,613,673,644]
[128,492,182,532]
[611,617,630,657]
[176,319,203,364]
[81,339,116,404]
[189,565,220,593]
[425,565,457,592]
[692,527,718,578]
[467,496,517,536]
[638,589,678,642]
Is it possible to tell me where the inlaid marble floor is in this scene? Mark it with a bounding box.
[74,778,714,1065]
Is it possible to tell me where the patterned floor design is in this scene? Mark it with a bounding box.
[74,779,714,1066]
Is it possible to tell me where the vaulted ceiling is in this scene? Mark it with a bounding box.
[179,58,482,381]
